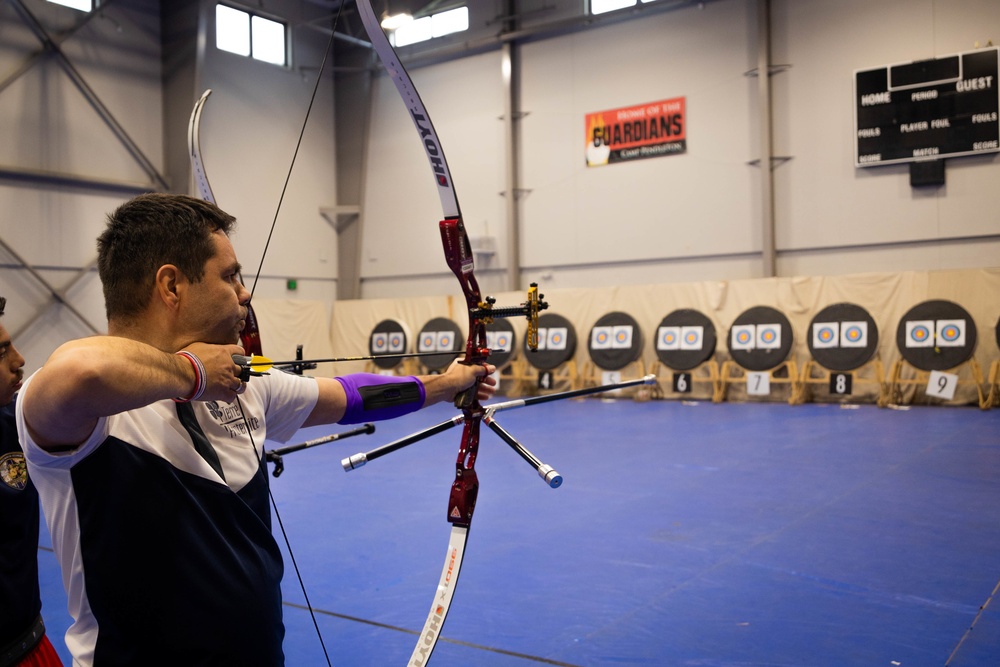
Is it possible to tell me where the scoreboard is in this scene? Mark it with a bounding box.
[854,47,999,167]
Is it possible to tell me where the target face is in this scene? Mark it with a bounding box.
[936,320,965,347]
[588,312,643,371]
[807,304,879,371]
[369,319,412,370]
[657,326,681,351]
[728,306,794,372]
[655,309,717,371]
[680,326,703,350]
[812,322,839,349]
[896,300,977,371]
[905,321,935,348]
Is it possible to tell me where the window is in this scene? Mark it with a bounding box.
[391,6,469,48]
[590,0,659,16]
[215,4,287,66]
[46,0,93,10]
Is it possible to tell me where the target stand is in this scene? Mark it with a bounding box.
[649,309,719,401]
[795,303,886,405]
[579,312,649,399]
[885,300,986,406]
[505,313,579,395]
[717,306,799,404]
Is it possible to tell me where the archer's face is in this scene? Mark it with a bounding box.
[0,323,25,406]
[184,231,251,347]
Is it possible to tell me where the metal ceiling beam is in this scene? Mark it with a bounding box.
[9,0,169,191]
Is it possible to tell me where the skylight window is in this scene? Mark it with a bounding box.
[391,6,469,47]
[591,0,659,15]
[46,0,92,10]
[215,4,287,66]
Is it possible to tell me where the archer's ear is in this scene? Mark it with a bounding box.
[154,264,183,309]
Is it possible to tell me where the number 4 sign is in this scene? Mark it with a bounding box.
[925,370,959,400]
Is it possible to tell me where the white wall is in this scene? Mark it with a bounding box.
[771,0,1000,276]
[359,0,1000,298]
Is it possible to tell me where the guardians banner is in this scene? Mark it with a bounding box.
[585,97,686,167]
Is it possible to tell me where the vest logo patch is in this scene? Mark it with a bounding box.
[0,452,28,491]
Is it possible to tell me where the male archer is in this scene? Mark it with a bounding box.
[17,193,494,666]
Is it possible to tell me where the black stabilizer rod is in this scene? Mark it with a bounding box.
[266,423,375,477]
[487,374,657,414]
[483,413,562,488]
[341,416,463,471]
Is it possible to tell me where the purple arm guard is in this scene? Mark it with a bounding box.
[336,373,426,424]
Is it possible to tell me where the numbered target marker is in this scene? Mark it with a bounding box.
[746,371,771,396]
[673,372,692,393]
[829,372,854,395]
[926,370,959,400]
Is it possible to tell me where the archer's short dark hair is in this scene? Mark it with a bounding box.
[0,296,6,317]
[97,193,237,322]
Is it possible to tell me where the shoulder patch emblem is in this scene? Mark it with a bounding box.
[0,452,28,491]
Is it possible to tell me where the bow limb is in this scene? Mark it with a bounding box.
[355,3,484,665]
[186,89,263,356]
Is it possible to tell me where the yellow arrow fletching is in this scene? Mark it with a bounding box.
[249,355,273,371]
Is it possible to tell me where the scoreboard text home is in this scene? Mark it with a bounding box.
[854,47,999,167]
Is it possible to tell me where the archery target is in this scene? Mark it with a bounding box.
[656,308,715,371]
[525,313,576,371]
[416,317,462,372]
[657,326,681,351]
[812,322,839,349]
[613,326,633,349]
[728,306,794,372]
[840,322,868,348]
[905,321,935,348]
[730,325,755,351]
[485,318,516,370]
[806,304,879,372]
[655,309,717,371]
[756,324,782,350]
[895,300,978,372]
[368,319,412,370]
[591,326,613,349]
[588,312,643,371]
[680,326,703,350]
[936,320,966,347]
